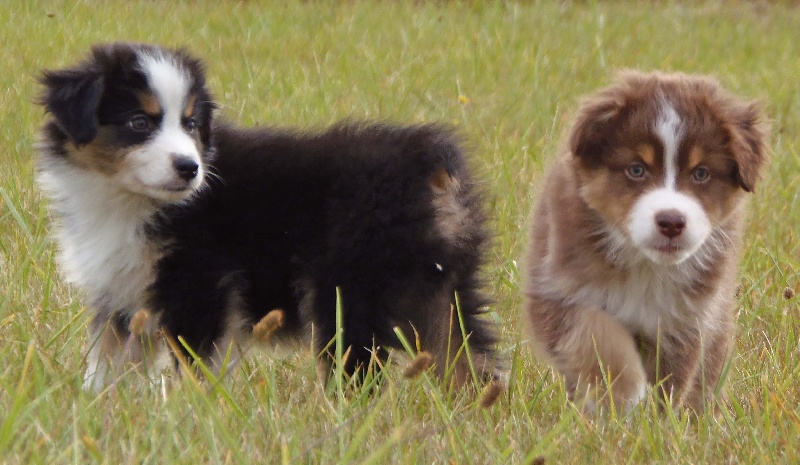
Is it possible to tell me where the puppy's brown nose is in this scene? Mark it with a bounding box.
[656,209,686,238]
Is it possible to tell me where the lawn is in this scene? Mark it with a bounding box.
[1,1,799,463]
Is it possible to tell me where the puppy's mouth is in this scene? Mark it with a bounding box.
[157,180,204,200]
[162,182,196,192]
[655,242,681,254]
[643,239,696,265]
[135,177,204,203]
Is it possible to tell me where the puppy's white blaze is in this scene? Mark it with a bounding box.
[137,51,192,123]
[138,52,196,158]
[654,101,683,189]
[130,50,204,199]
[627,188,711,265]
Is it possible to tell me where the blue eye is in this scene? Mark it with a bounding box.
[691,166,710,183]
[626,163,647,180]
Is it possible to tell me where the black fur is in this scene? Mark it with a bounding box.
[39,43,214,151]
[153,123,498,375]
[38,43,502,385]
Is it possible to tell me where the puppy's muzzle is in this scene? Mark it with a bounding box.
[655,209,686,239]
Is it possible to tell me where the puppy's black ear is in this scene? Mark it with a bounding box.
[39,68,104,146]
[726,100,769,192]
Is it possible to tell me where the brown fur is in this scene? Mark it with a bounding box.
[137,91,162,116]
[65,127,140,175]
[430,168,471,247]
[524,70,768,412]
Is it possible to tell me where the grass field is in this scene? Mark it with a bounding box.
[1,1,799,463]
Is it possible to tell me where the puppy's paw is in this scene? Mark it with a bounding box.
[572,363,648,414]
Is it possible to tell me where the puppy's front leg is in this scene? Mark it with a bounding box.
[528,298,647,412]
[84,310,166,391]
[654,332,703,409]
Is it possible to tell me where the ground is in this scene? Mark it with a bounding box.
[1,1,798,463]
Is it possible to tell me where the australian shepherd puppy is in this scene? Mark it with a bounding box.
[37,42,502,391]
[523,71,768,412]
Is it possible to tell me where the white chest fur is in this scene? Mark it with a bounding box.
[536,246,712,339]
[547,223,727,339]
[591,263,701,337]
[39,164,160,314]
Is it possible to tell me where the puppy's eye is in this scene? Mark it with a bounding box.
[626,163,647,180]
[185,117,198,132]
[691,166,710,183]
[128,115,150,132]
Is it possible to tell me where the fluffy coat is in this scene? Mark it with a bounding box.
[523,71,768,411]
[37,43,502,390]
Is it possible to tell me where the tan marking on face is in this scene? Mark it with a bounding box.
[183,93,197,119]
[576,160,647,233]
[637,144,656,167]
[687,146,703,169]
[137,92,162,116]
[65,127,139,176]
[678,130,746,224]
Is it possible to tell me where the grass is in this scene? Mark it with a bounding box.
[1,0,799,463]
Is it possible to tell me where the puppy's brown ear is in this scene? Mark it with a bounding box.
[568,87,627,164]
[726,101,769,192]
[570,71,654,163]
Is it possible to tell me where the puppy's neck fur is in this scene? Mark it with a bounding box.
[38,155,162,314]
[531,161,740,336]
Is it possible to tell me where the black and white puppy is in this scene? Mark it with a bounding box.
[37,42,501,391]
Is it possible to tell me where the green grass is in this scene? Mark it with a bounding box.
[1,1,799,463]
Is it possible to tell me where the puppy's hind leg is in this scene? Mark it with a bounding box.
[402,283,503,390]
[309,284,390,384]
[425,167,503,389]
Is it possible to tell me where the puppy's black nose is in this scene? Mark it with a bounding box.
[656,209,686,238]
[172,156,199,181]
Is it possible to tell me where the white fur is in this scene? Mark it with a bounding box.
[535,220,730,341]
[138,52,192,122]
[598,233,730,345]
[535,263,701,339]
[116,50,204,201]
[601,265,698,337]
[622,101,711,265]
[83,337,111,392]
[83,327,171,392]
[655,100,683,189]
[38,160,159,312]
[627,188,711,265]
[39,48,208,391]
[38,156,166,390]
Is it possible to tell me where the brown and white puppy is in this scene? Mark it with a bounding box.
[523,71,768,412]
